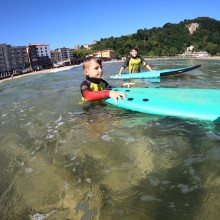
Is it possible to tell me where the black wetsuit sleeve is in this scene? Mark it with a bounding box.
[80,80,90,95]
[122,57,131,68]
[140,56,148,66]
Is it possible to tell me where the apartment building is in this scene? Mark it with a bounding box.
[51,50,62,63]
[27,43,51,58]
[0,44,10,72]
[60,47,73,60]
[0,43,29,73]
[51,47,73,63]
[27,44,52,69]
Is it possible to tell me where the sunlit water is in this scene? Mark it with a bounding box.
[0,59,220,220]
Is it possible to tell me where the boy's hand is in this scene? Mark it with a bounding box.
[115,73,121,78]
[109,91,126,103]
[122,82,135,88]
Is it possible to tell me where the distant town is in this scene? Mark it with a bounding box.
[0,40,118,80]
[0,39,210,81]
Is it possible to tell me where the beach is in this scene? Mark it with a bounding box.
[0,65,78,83]
[1,56,220,84]
[0,60,120,83]
[0,60,122,83]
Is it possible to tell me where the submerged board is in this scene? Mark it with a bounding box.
[110,65,201,79]
[105,88,220,122]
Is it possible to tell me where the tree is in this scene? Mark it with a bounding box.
[88,17,220,56]
[169,47,178,56]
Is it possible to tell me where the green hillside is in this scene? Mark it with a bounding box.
[91,17,220,57]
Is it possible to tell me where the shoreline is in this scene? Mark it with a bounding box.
[1,56,220,84]
[0,65,80,83]
[143,56,220,60]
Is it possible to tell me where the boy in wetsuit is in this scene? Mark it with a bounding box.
[80,57,134,102]
[117,48,152,76]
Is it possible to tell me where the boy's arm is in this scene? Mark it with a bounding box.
[81,79,112,101]
[146,64,152,71]
[141,57,152,71]
[82,89,126,103]
[82,89,110,101]
[117,66,125,76]
[117,58,130,75]
[81,80,128,102]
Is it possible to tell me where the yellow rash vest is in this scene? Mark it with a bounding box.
[123,56,148,73]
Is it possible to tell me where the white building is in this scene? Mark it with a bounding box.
[191,51,210,58]
[36,44,51,58]
[28,44,51,59]
[83,44,90,49]
[27,44,52,69]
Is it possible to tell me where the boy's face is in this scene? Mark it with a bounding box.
[130,49,138,57]
[84,60,103,79]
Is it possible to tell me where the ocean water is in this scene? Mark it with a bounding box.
[0,59,220,220]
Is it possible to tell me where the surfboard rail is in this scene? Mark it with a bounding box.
[105,87,220,122]
[110,65,201,79]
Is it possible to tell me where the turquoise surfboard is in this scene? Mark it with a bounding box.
[110,65,201,79]
[105,88,220,122]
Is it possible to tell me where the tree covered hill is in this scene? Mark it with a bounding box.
[91,17,220,57]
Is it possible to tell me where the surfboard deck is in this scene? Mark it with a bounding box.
[105,88,220,122]
[110,65,201,79]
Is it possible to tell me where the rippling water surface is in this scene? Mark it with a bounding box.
[0,59,220,220]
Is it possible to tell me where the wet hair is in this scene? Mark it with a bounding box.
[130,47,138,52]
[83,56,102,70]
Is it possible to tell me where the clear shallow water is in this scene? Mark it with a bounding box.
[0,59,220,220]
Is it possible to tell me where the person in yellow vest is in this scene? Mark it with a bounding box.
[117,48,152,76]
[80,56,134,103]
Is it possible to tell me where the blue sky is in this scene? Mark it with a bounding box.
[1,0,220,50]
